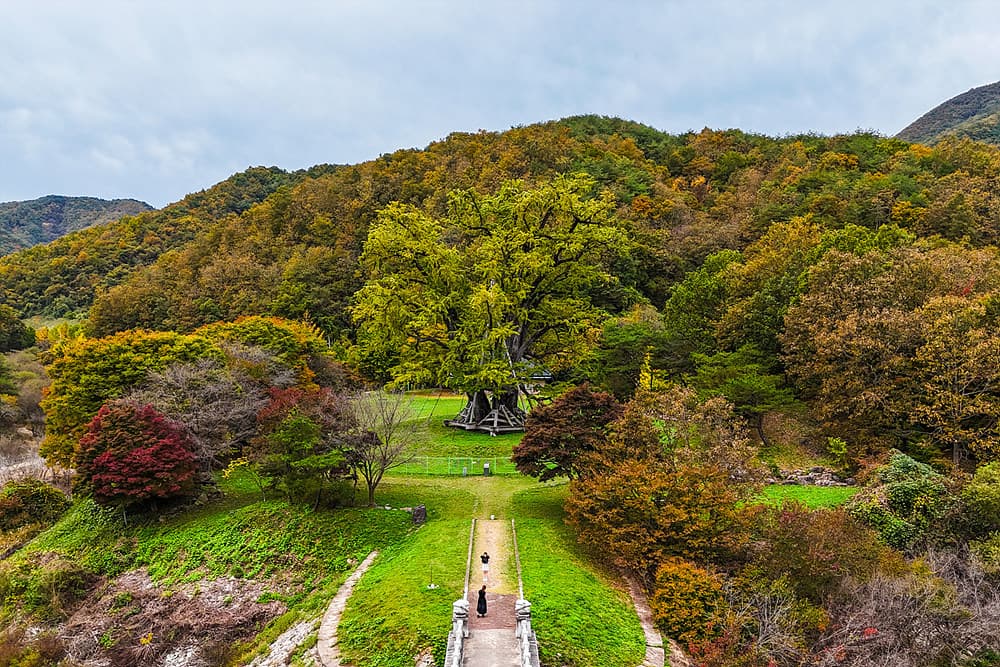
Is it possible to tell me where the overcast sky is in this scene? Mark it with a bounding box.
[1,1,998,208]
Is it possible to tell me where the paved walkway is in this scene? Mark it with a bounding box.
[316,551,379,667]
[462,628,520,666]
[623,575,665,667]
[471,519,516,594]
[463,519,520,666]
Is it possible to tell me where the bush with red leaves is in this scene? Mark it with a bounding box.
[75,402,197,509]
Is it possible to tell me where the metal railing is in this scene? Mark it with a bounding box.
[393,456,519,476]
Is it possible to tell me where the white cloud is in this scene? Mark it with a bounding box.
[1,1,1000,205]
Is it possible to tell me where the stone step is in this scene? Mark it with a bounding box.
[462,628,520,667]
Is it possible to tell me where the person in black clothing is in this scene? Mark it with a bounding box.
[480,551,490,582]
[477,585,488,617]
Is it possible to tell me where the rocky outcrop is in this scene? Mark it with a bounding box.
[771,466,854,487]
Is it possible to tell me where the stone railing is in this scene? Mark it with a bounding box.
[515,598,540,667]
[444,598,470,667]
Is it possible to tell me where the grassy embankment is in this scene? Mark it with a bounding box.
[0,470,416,662]
[339,418,648,667]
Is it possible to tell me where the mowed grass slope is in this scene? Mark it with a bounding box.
[513,483,647,667]
[339,475,648,667]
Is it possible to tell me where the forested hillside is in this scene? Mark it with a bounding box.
[4,116,1000,665]
[898,80,1000,145]
[0,165,336,318]
[5,116,1000,467]
[0,196,152,256]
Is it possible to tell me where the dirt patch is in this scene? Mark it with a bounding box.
[62,568,286,666]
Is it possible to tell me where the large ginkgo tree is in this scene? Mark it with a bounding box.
[352,174,629,433]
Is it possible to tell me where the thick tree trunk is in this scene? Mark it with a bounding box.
[445,387,526,434]
[754,413,770,448]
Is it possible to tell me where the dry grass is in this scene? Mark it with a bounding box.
[61,569,284,667]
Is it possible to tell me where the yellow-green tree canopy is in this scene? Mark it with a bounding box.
[40,330,220,468]
[352,174,629,395]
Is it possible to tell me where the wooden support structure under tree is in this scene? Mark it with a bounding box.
[445,388,527,435]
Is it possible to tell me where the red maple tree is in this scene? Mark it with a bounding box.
[75,402,197,508]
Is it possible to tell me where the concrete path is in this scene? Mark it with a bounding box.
[463,519,520,666]
[462,628,520,667]
[316,550,379,667]
[623,575,665,667]
[468,590,516,630]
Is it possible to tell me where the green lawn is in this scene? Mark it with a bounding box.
[394,455,520,476]
[339,476,647,667]
[403,392,470,421]
[337,478,481,667]
[761,484,858,508]
[401,390,525,460]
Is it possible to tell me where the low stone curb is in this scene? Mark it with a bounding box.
[622,575,665,667]
[316,550,379,667]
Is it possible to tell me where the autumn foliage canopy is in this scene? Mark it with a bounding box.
[75,402,197,508]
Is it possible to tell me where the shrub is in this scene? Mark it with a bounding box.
[971,532,1000,574]
[959,462,1000,539]
[649,559,727,647]
[814,551,1000,667]
[0,480,69,531]
[826,437,849,470]
[74,402,197,510]
[686,575,830,666]
[847,450,955,550]
[752,503,893,603]
[685,626,773,667]
[0,555,96,621]
[566,461,753,573]
[248,387,354,503]
[512,383,622,481]
[0,305,34,353]
[0,626,72,667]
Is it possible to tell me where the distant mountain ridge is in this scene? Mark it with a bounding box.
[897,80,1000,145]
[0,195,153,256]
